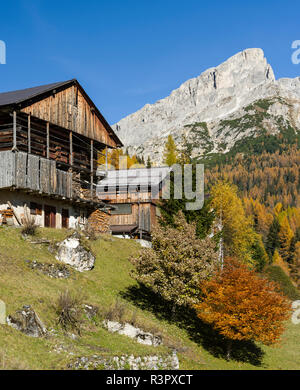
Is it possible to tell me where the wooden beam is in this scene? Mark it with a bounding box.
[69,131,73,167]
[90,139,94,195]
[12,111,17,151]
[105,147,108,173]
[46,122,49,159]
[28,114,31,154]
[7,201,22,226]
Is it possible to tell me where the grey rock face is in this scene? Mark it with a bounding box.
[7,305,47,337]
[103,320,162,347]
[55,233,95,272]
[113,48,300,163]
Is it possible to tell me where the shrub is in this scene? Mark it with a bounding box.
[130,211,219,311]
[55,290,86,335]
[195,258,291,360]
[21,210,37,236]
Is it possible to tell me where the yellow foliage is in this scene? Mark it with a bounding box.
[97,148,143,170]
[278,216,293,262]
[210,180,256,264]
[273,249,290,276]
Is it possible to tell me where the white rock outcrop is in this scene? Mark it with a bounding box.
[69,351,179,370]
[103,320,162,347]
[55,233,95,272]
[113,48,300,163]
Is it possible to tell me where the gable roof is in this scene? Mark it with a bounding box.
[0,80,73,107]
[0,79,123,147]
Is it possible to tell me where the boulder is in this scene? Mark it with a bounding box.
[7,305,47,337]
[55,232,95,272]
[103,320,162,347]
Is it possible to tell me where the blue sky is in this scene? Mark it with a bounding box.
[0,0,300,124]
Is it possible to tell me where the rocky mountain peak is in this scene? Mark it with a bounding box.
[113,48,300,163]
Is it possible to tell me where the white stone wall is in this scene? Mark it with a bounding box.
[0,190,83,229]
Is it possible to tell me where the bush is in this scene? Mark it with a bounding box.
[21,211,37,236]
[55,290,86,335]
[130,211,219,310]
[262,265,300,301]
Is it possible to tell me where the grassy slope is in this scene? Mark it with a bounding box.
[0,226,299,370]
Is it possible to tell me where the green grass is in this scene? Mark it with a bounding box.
[0,226,299,370]
[262,265,300,301]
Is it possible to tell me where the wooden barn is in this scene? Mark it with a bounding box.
[96,166,171,239]
[0,79,122,229]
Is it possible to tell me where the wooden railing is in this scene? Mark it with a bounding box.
[0,151,72,199]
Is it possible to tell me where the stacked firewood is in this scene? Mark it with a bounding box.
[72,172,82,199]
[0,208,14,225]
[88,209,111,233]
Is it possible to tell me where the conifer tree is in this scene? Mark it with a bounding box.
[146,156,152,168]
[266,217,281,261]
[163,135,178,166]
[278,216,293,262]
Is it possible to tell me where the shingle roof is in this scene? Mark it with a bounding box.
[97,166,171,188]
[0,80,74,107]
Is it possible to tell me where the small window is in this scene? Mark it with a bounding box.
[30,202,42,216]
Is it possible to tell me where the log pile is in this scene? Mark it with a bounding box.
[72,172,82,199]
[88,209,111,234]
[0,208,14,225]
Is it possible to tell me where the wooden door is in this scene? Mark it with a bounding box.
[62,208,69,228]
[44,205,56,228]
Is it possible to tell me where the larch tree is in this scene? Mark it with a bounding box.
[163,135,178,166]
[278,216,294,262]
[209,180,257,265]
[194,257,291,360]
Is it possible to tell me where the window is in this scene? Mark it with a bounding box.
[30,202,42,216]
[110,203,132,215]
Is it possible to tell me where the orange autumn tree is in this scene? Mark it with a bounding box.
[194,258,290,360]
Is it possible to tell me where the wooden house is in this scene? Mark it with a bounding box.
[0,79,122,229]
[96,166,171,239]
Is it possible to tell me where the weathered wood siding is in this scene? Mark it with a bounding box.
[0,151,15,188]
[21,85,118,147]
[0,151,72,198]
[109,203,152,232]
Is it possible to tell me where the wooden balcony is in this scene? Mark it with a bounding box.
[0,150,72,199]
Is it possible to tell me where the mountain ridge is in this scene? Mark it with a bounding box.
[113,48,300,164]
